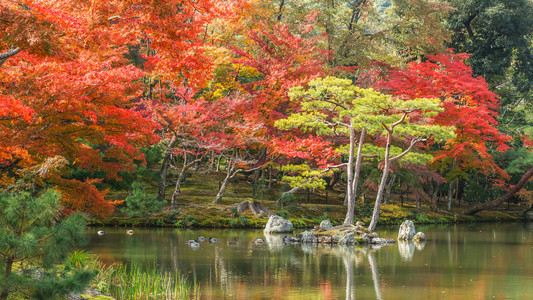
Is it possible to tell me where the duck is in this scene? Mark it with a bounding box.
[254,238,265,244]
[126,230,134,235]
[209,237,219,243]
[227,241,238,245]
[187,240,200,248]
[197,236,206,242]
[283,236,293,243]
[97,230,105,236]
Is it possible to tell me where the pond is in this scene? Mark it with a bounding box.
[85,223,533,299]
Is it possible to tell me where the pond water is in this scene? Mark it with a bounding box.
[85,223,533,299]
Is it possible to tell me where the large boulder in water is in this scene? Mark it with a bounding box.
[264,215,293,233]
[398,220,416,241]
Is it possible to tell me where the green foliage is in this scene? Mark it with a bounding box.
[238,215,249,227]
[0,189,93,299]
[174,214,200,228]
[275,76,454,200]
[278,191,298,208]
[415,214,431,224]
[231,207,239,216]
[121,182,164,217]
[280,165,329,190]
[253,177,270,200]
[277,209,290,219]
[95,262,198,299]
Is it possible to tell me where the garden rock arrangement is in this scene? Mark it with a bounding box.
[281,221,395,245]
[398,220,426,241]
[264,215,293,233]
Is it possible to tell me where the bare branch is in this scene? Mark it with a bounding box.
[389,137,426,162]
[0,47,21,68]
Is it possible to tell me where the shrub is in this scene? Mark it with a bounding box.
[238,216,249,226]
[121,182,164,217]
[277,209,290,219]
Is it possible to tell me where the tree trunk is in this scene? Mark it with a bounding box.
[170,154,201,209]
[214,159,240,204]
[216,155,222,172]
[447,180,454,210]
[344,128,366,225]
[158,135,177,202]
[431,183,440,208]
[465,167,533,215]
[383,173,396,204]
[368,139,391,232]
[1,257,13,300]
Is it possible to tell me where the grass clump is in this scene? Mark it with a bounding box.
[96,262,198,300]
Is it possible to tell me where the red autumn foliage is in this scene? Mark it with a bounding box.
[377,51,512,179]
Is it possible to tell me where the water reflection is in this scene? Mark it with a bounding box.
[85,224,533,299]
[292,242,390,300]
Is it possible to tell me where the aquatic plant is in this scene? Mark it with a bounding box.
[97,262,198,300]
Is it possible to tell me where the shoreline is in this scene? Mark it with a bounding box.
[88,202,527,229]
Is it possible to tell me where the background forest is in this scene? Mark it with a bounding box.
[1,0,532,223]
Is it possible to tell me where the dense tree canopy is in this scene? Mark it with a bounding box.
[0,0,530,223]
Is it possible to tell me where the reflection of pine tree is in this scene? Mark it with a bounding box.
[0,189,94,299]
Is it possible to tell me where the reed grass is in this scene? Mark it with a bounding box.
[96,262,199,299]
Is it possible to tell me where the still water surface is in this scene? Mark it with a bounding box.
[85,223,533,299]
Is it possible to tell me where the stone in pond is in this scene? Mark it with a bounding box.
[299,231,318,243]
[339,234,356,245]
[398,220,416,241]
[264,215,293,233]
[412,232,426,241]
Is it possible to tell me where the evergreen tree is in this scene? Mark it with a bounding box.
[0,188,94,300]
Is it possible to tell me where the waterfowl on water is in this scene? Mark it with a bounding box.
[126,230,134,235]
[209,237,219,243]
[197,236,206,242]
[254,238,265,244]
[97,230,105,236]
[186,240,200,248]
[227,241,238,245]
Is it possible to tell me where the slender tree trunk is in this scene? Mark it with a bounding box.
[368,135,392,232]
[465,167,533,215]
[216,155,222,172]
[170,154,201,209]
[447,180,454,210]
[344,128,366,225]
[158,135,177,202]
[368,113,416,232]
[431,183,440,208]
[383,173,396,204]
[214,159,239,204]
[344,126,355,220]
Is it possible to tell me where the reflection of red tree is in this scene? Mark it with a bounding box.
[320,280,333,299]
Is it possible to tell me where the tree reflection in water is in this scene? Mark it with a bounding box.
[292,242,395,300]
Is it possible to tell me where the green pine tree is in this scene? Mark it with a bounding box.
[0,188,94,300]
